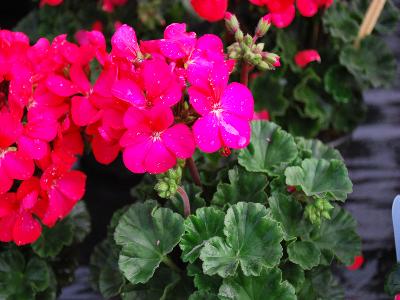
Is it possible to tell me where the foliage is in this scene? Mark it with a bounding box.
[91,121,361,299]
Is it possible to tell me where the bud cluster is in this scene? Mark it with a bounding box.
[225,13,280,71]
[304,198,334,225]
[154,161,185,199]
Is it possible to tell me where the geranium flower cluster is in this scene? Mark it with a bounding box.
[0,23,254,245]
[0,30,90,245]
[40,0,127,12]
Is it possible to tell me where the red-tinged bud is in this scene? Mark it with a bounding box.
[346,255,364,271]
[225,12,240,34]
[220,146,231,157]
[255,14,272,38]
[287,185,296,193]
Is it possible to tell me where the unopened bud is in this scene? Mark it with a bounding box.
[264,52,281,68]
[225,12,240,34]
[255,43,264,53]
[255,14,272,38]
[234,30,244,42]
[244,34,253,46]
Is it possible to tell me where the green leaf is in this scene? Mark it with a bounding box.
[211,166,268,207]
[187,263,222,293]
[25,258,50,292]
[385,263,400,296]
[276,31,298,71]
[285,158,352,201]
[67,201,91,243]
[99,265,125,299]
[324,65,354,104]
[281,262,305,292]
[239,121,298,175]
[189,291,219,300]
[287,241,321,270]
[200,202,283,277]
[298,267,344,300]
[180,207,225,263]
[295,137,342,161]
[323,2,359,43]
[308,207,361,265]
[268,193,305,241]
[219,269,296,300]
[340,36,397,88]
[115,200,184,284]
[32,219,74,258]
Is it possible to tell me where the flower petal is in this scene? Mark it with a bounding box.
[296,0,318,17]
[0,214,16,242]
[162,124,195,159]
[18,136,50,160]
[270,4,295,28]
[220,112,251,149]
[13,212,42,246]
[46,74,78,97]
[111,24,140,60]
[112,78,146,107]
[71,96,99,126]
[57,171,87,202]
[92,135,120,165]
[221,82,254,120]
[144,141,176,174]
[192,113,222,153]
[294,50,321,68]
[122,139,152,173]
[188,86,213,116]
[3,151,34,180]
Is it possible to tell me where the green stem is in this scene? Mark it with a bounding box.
[162,256,181,273]
[177,186,191,217]
[187,157,202,187]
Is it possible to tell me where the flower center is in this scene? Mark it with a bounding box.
[151,131,162,141]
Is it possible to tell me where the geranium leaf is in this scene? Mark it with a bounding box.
[285,158,352,201]
[324,65,354,104]
[180,207,225,263]
[211,166,268,207]
[67,201,91,243]
[281,262,305,293]
[114,200,184,284]
[308,207,361,265]
[385,263,400,296]
[340,36,397,88]
[99,265,125,299]
[287,241,321,270]
[219,269,296,300]
[32,219,74,258]
[200,202,283,277]
[268,193,305,241]
[189,291,219,300]
[187,263,222,293]
[25,258,50,292]
[239,121,298,175]
[295,137,342,161]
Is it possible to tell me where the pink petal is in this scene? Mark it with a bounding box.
[296,0,318,17]
[0,193,16,218]
[112,78,146,107]
[46,74,78,97]
[17,178,40,210]
[25,111,58,141]
[159,40,188,60]
[270,4,295,28]
[71,96,99,126]
[123,106,148,129]
[94,64,117,97]
[196,34,224,54]
[192,114,222,153]
[122,139,152,173]
[188,86,212,116]
[92,135,120,165]
[3,151,34,180]
[294,50,321,68]
[144,141,176,174]
[221,82,254,120]
[13,212,42,246]
[18,136,50,160]
[70,64,91,93]
[0,112,22,148]
[220,112,251,149]
[209,63,229,99]
[111,24,140,61]
[0,214,16,242]
[190,0,228,22]
[162,124,195,159]
[147,105,174,132]
[0,168,13,194]
[57,171,87,202]
[42,188,66,227]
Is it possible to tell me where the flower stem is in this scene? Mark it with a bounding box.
[177,186,191,217]
[240,61,251,87]
[162,256,181,273]
[187,157,202,187]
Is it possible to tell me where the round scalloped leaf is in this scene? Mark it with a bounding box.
[295,137,342,161]
[211,166,268,207]
[385,263,400,296]
[285,158,352,201]
[115,200,184,284]
[32,219,74,258]
[219,269,296,300]
[308,207,361,265]
[99,265,125,299]
[268,193,305,241]
[200,202,283,277]
[238,121,298,175]
[67,201,91,243]
[324,65,354,104]
[189,291,219,300]
[287,241,321,270]
[340,36,397,89]
[180,207,225,263]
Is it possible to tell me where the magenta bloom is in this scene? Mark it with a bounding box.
[188,64,254,152]
[111,24,140,61]
[294,50,321,68]
[297,0,333,17]
[120,105,195,174]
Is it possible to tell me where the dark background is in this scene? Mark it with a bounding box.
[1,1,400,299]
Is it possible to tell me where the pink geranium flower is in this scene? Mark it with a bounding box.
[294,50,321,68]
[40,0,63,7]
[112,59,182,109]
[297,0,333,17]
[0,178,42,245]
[188,64,254,152]
[120,105,195,174]
[191,0,228,22]
[39,164,86,227]
[111,24,141,61]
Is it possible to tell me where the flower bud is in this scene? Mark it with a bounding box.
[225,12,240,34]
[234,30,244,42]
[255,14,272,38]
[244,34,253,46]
